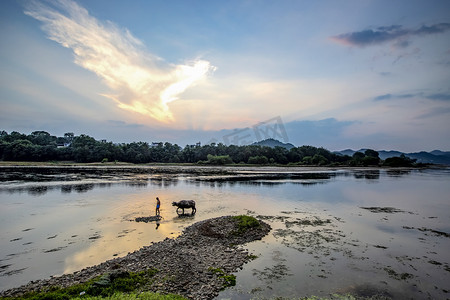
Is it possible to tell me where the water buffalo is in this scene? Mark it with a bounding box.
[172,200,196,215]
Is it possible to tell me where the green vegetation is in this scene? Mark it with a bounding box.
[247,155,269,164]
[6,291,187,300]
[349,149,381,166]
[383,154,416,167]
[0,130,421,167]
[3,269,170,300]
[198,154,233,165]
[247,254,259,260]
[232,215,261,234]
[207,267,236,288]
[73,292,187,299]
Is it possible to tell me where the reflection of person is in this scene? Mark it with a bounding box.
[155,197,161,216]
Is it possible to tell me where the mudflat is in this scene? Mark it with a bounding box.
[0,216,271,299]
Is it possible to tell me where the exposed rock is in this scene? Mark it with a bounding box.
[135,215,162,223]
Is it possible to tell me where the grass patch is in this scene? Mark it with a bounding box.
[75,291,187,299]
[247,254,258,260]
[5,269,161,300]
[207,267,236,289]
[232,215,260,235]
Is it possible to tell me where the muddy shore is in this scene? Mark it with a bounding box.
[0,163,417,174]
[0,164,420,184]
[0,216,271,299]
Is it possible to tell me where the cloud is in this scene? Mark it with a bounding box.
[192,118,356,149]
[416,23,450,35]
[373,94,392,101]
[379,72,392,77]
[426,93,450,101]
[284,118,355,146]
[373,92,450,102]
[373,93,417,101]
[416,107,450,119]
[332,23,450,47]
[106,120,144,128]
[332,26,408,47]
[24,0,215,123]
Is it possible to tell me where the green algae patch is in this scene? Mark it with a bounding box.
[5,269,161,300]
[208,267,236,289]
[232,215,261,234]
[383,267,414,281]
[74,292,187,299]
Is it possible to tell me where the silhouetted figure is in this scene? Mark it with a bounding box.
[155,197,161,216]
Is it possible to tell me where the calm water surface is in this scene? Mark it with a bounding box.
[0,168,449,299]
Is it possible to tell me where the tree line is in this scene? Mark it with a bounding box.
[0,130,417,167]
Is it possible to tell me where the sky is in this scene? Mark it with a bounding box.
[1,0,449,152]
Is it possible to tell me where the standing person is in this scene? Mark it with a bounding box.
[155,197,161,216]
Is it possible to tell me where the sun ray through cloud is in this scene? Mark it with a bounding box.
[24,0,215,123]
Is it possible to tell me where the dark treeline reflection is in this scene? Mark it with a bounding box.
[232,180,330,187]
[62,184,96,193]
[192,172,337,183]
[1,169,423,195]
[190,178,332,188]
[27,185,48,196]
[0,171,115,183]
[0,181,149,196]
[353,170,380,181]
[149,177,179,187]
[386,169,412,177]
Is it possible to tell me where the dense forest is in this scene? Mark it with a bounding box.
[0,130,417,167]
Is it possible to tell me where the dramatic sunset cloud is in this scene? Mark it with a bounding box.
[24,0,215,123]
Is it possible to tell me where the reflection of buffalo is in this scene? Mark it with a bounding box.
[172,200,196,215]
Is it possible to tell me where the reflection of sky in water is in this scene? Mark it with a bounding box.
[1,169,449,297]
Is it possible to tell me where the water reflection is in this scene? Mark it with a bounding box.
[353,170,380,181]
[296,181,328,186]
[27,186,48,196]
[386,169,412,177]
[125,181,149,188]
[73,184,95,193]
[61,185,73,194]
[0,182,148,196]
[149,177,179,187]
[173,213,196,220]
[1,171,344,195]
[192,172,337,183]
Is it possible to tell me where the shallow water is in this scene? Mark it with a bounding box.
[0,168,449,299]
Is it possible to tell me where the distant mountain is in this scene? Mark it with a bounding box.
[334,149,450,165]
[405,151,450,165]
[335,149,403,159]
[430,150,450,157]
[252,138,295,150]
[337,149,359,157]
[377,150,404,160]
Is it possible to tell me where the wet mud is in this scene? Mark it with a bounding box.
[229,205,450,299]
